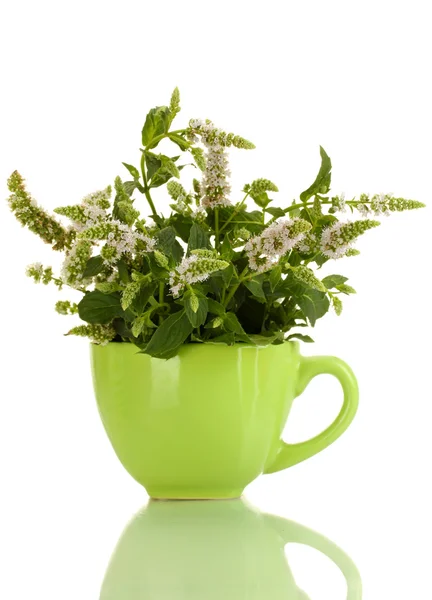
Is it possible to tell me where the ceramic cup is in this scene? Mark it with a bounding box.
[91,341,359,499]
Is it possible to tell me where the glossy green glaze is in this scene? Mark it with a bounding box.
[91,342,358,498]
[100,499,362,599]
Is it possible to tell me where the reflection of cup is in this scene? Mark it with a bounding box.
[92,343,358,499]
[100,500,362,599]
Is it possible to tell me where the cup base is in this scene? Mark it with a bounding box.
[147,488,244,501]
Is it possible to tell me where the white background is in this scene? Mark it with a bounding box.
[0,1,431,598]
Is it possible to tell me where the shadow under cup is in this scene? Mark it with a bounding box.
[100,499,362,600]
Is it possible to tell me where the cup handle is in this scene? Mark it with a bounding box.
[264,355,359,473]
[264,514,362,600]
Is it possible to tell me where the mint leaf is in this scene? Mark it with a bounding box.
[122,162,140,180]
[321,274,348,289]
[188,222,211,252]
[141,106,170,148]
[144,310,193,358]
[207,298,226,316]
[300,146,332,202]
[265,207,285,218]
[168,134,190,151]
[287,333,315,343]
[223,312,254,343]
[244,279,266,302]
[78,291,123,324]
[184,291,208,327]
[297,289,330,326]
[83,255,104,278]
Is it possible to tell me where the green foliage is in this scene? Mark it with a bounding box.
[188,223,211,251]
[144,310,193,359]
[300,146,332,202]
[184,291,208,327]
[142,106,171,148]
[78,291,124,324]
[7,90,425,356]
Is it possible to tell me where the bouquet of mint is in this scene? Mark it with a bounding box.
[7,89,425,358]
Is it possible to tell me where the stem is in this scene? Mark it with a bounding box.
[140,152,158,220]
[158,282,165,325]
[147,129,186,149]
[284,199,362,214]
[219,193,250,234]
[215,207,220,251]
[159,282,164,304]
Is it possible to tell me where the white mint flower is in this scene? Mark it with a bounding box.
[55,186,112,232]
[320,222,351,258]
[331,193,346,213]
[61,239,93,287]
[103,224,156,265]
[25,262,44,280]
[297,233,318,254]
[370,193,391,216]
[169,254,229,296]
[320,219,380,259]
[357,202,371,217]
[201,145,232,208]
[245,218,311,272]
[188,119,255,209]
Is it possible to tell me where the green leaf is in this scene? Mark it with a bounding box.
[207,298,226,316]
[184,291,208,327]
[117,260,130,284]
[122,162,140,180]
[83,255,104,278]
[220,234,234,261]
[144,310,193,359]
[244,279,266,302]
[332,295,343,316]
[269,265,282,292]
[337,283,356,294]
[249,332,284,346]
[160,156,180,178]
[287,333,315,343]
[95,281,121,293]
[221,263,234,286]
[123,181,138,196]
[171,214,192,242]
[206,333,236,345]
[149,156,184,188]
[144,152,162,180]
[188,222,211,252]
[191,146,206,170]
[321,274,348,289]
[131,315,146,338]
[251,191,271,208]
[156,226,184,262]
[132,281,157,314]
[141,106,171,148]
[300,146,332,202]
[265,206,285,218]
[78,291,123,324]
[297,289,330,326]
[168,133,190,151]
[223,312,254,343]
[204,316,224,329]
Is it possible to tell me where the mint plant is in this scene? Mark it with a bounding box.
[7,89,425,359]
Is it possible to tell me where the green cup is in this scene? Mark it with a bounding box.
[91,341,359,499]
[100,499,362,599]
